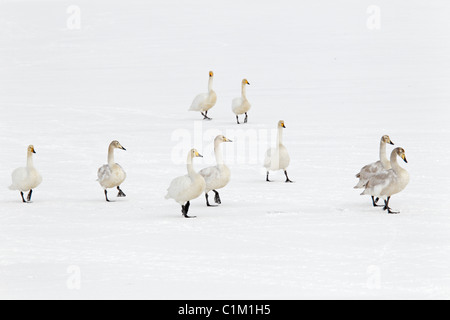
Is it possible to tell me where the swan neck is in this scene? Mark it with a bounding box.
[208,77,214,92]
[241,84,247,99]
[27,151,34,168]
[108,145,115,166]
[390,152,404,174]
[187,153,196,176]
[277,126,283,146]
[379,141,389,167]
[215,141,224,166]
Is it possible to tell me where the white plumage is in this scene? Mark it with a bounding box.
[355,135,394,189]
[361,147,410,214]
[264,120,292,182]
[9,145,42,202]
[165,149,206,218]
[97,140,127,202]
[232,79,251,124]
[199,135,232,206]
[189,71,217,120]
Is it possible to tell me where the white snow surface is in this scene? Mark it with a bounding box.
[0,0,449,299]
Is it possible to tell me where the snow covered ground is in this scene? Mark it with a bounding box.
[0,0,449,299]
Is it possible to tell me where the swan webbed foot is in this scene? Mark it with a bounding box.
[266,172,272,182]
[383,197,399,214]
[244,113,248,123]
[372,196,383,207]
[205,193,218,207]
[117,186,126,198]
[182,201,196,218]
[213,190,221,204]
[284,171,294,183]
[201,112,212,120]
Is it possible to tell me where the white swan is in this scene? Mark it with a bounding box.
[232,79,251,124]
[97,140,127,202]
[361,147,410,214]
[354,135,395,206]
[165,149,206,218]
[264,120,292,183]
[199,135,233,206]
[189,71,217,120]
[9,145,42,203]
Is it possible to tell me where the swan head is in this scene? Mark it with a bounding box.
[209,71,214,78]
[382,135,394,145]
[395,147,408,163]
[278,120,286,129]
[190,149,203,158]
[28,145,36,154]
[111,140,126,151]
[215,135,233,143]
[242,79,250,86]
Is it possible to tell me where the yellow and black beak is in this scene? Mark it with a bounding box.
[282,123,286,128]
[402,154,408,163]
[121,146,127,151]
[32,148,36,154]
[195,151,203,158]
[389,140,395,145]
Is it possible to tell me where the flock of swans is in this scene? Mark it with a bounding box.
[7,71,410,217]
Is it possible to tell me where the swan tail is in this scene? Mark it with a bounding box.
[354,180,366,189]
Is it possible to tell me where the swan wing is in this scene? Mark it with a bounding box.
[189,93,209,111]
[165,175,193,202]
[362,170,395,196]
[97,165,111,183]
[199,166,221,187]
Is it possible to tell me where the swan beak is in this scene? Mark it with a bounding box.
[402,155,408,163]
[247,81,250,85]
[121,146,127,151]
[32,149,36,154]
[282,124,286,128]
[389,140,395,145]
[195,151,203,158]
[225,138,233,142]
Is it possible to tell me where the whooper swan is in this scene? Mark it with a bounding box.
[232,79,251,124]
[9,145,42,203]
[361,147,410,214]
[97,140,127,202]
[354,135,395,207]
[199,135,233,206]
[264,120,292,183]
[189,71,217,120]
[165,149,206,218]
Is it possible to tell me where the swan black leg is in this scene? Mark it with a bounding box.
[284,170,293,183]
[372,196,382,207]
[205,193,216,207]
[182,201,196,218]
[104,190,110,202]
[383,197,399,214]
[117,186,126,197]
[244,112,248,123]
[202,111,212,120]
[213,190,221,204]
[27,190,33,202]
[266,171,271,182]
[236,115,240,124]
[20,192,26,203]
